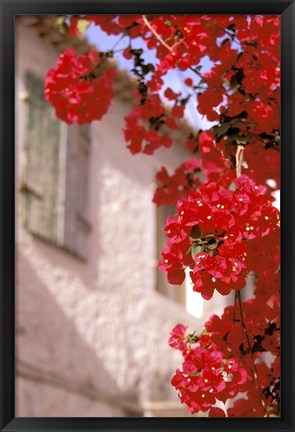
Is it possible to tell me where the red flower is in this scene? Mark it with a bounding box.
[208,407,226,417]
[164,87,179,100]
[123,95,174,155]
[170,341,251,414]
[160,175,280,299]
[153,158,202,207]
[45,49,116,124]
[168,324,189,352]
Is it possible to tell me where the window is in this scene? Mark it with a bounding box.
[156,204,206,317]
[156,205,186,305]
[20,71,91,260]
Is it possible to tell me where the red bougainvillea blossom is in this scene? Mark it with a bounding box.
[123,93,175,155]
[169,290,280,416]
[45,48,116,124]
[153,158,202,206]
[159,175,280,299]
[169,328,250,414]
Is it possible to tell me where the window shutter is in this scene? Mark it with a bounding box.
[21,72,61,244]
[21,71,91,259]
[63,124,91,260]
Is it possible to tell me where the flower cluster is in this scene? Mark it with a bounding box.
[205,287,280,416]
[123,94,175,155]
[167,183,280,416]
[153,158,202,206]
[159,175,280,299]
[169,293,280,417]
[45,48,116,124]
[169,325,250,414]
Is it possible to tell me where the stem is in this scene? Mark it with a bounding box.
[112,46,132,54]
[236,291,267,414]
[142,15,182,53]
[189,66,205,81]
[110,33,125,51]
[142,15,172,51]
[233,290,239,323]
[235,144,244,177]
[213,24,245,51]
[212,23,256,58]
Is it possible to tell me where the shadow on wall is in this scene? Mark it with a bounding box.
[15,248,143,417]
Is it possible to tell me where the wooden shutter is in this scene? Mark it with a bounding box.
[21,71,61,244]
[63,124,91,260]
[21,71,91,259]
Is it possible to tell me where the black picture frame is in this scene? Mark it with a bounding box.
[0,0,294,431]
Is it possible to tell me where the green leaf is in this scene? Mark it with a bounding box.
[190,225,202,240]
[236,135,249,146]
[191,370,201,377]
[192,243,203,258]
[230,75,239,87]
[242,40,258,47]
[141,65,150,75]
[207,239,218,250]
[77,19,90,34]
[216,123,230,137]
[187,333,199,343]
[230,120,251,128]
[229,182,237,191]
[229,134,249,146]
[147,63,155,72]
[142,63,155,75]
[181,95,191,106]
[132,48,143,55]
[222,77,230,85]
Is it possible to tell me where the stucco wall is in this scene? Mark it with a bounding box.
[15,19,229,417]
